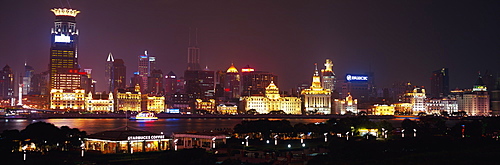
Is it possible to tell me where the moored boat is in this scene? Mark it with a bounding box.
[129,111,158,120]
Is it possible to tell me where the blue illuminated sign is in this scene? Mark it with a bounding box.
[346,74,368,81]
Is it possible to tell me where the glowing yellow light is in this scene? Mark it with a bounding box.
[51,8,80,17]
[226,64,239,73]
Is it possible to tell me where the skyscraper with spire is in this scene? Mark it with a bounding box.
[187,28,201,71]
[302,63,332,114]
[105,52,114,92]
[137,50,155,92]
[49,8,81,90]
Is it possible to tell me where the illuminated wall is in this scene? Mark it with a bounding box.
[142,95,165,113]
[372,104,395,115]
[116,91,141,112]
[216,104,238,114]
[404,87,427,115]
[50,88,85,111]
[333,94,358,114]
[241,81,301,114]
[302,64,332,114]
[85,92,114,112]
[195,99,216,113]
[393,103,413,115]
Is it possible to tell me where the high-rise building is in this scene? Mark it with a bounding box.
[404,87,427,115]
[430,68,449,98]
[184,70,215,99]
[491,77,500,115]
[147,69,164,94]
[112,59,127,90]
[137,51,156,93]
[165,71,179,95]
[223,64,241,99]
[49,8,81,90]
[339,74,371,102]
[321,59,336,91]
[301,64,332,114]
[105,52,114,92]
[22,64,35,95]
[0,65,14,100]
[240,65,278,96]
[30,71,49,95]
[187,28,201,71]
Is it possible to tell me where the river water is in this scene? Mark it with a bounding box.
[0,118,330,136]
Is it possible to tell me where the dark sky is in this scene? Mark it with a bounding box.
[1,0,499,92]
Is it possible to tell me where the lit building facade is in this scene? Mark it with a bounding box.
[333,94,358,114]
[50,88,85,111]
[217,104,238,114]
[49,8,81,90]
[393,103,413,115]
[339,74,373,102]
[321,59,336,91]
[116,86,142,112]
[301,64,332,114]
[372,104,395,115]
[404,87,427,115]
[141,94,165,113]
[223,64,241,99]
[195,99,216,113]
[112,59,127,91]
[426,98,458,115]
[458,75,490,116]
[240,81,301,114]
[137,51,156,93]
[184,70,215,99]
[85,127,170,154]
[85,92,114,112]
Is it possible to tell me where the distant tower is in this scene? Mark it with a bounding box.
[321,59,336,91]
[113,59,127,90]
[187,28,201,70]
[223,63,241,99]
[430,68,449,98]
[462,73,489,115]
[105,52,114,92]
[22,63,35,95]
[137,50,155,92]
[49,8,81,90]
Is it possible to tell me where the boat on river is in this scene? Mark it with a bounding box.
[129,111,158,120]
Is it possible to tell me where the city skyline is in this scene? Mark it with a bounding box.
[1,1,499,92]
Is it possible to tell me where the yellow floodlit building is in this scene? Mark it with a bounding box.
[301,64,332,114]
[195,99,216,113]
[241,81,301,114]
[217,104,238,114]
[141,95,165,113]
[116,86,142,112]
[333,94,358,114]
[50,88,85,111]
[372,104,395,115]
[86,92,114,112]
[394,103,413,115]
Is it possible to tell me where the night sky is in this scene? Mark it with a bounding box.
[1,0,499,92]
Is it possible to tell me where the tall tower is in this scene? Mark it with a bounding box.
[321,59,336,91]
[224,63,241,99]
[113,59,127,90]
[0,65,14,99]
[430,68,449,98]
[137,50,155,92]
[22,63,35,95]
[187,28,201,70]
[105,53,114,92]
[49,8,81,90]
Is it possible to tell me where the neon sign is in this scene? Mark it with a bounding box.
[346,74,368,81]
[54,34,71,43]
[127,135,165,140]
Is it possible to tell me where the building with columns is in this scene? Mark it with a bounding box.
[301,64,332,114]
[240,81,301,114]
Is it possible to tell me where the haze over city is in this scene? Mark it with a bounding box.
[1,0,499,92]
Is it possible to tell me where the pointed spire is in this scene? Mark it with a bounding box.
[314,63,319,76]
[107,52,114,62]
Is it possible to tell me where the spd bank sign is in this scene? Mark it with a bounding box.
[346,74,368,81]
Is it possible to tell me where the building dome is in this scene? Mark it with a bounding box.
[226,64,238,73]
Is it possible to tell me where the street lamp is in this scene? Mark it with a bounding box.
[287,144,291,148]
[245,136,249,147]
[174,139,178,151]
[324,133,328,142]
[22,145,27,161]
[402,129,405,138]
[300,133,304,144]
[212,137,216,149]
[80,138,85,157]
[413,129,417,137]
[274,135,279,146]
[346,132,349,141]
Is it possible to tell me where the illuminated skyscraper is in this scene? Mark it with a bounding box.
[321,59,336,91]
[430,68,449,98]
[301,64,332,114]
[113,59,127,90]
[105,53,114,92]
[137,50,156,92]
[49,8,81,90]
[187,28,201,71]
[459,74,490,116]
[223,64,241,99]
[22,64,35,95]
